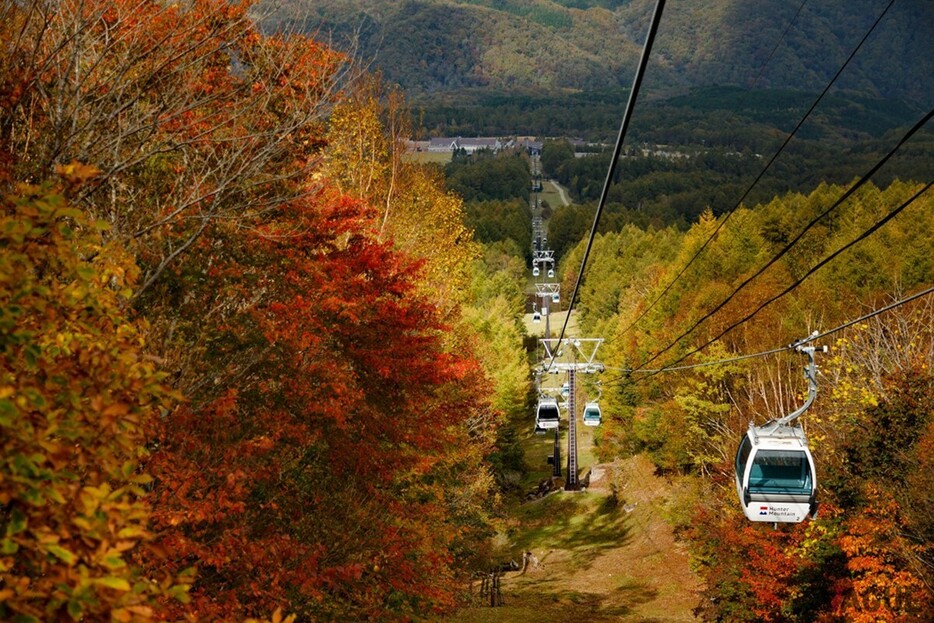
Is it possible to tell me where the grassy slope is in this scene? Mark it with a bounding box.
[450,303,702,621]
[539,180,569,210]
[445,454,702,622]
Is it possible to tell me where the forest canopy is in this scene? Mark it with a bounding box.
[1,0,932,621]
[0,1,524,620]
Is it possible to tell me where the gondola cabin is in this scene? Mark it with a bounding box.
[547,269,555,278]
[583,401,601,426]
[552,292,560,304]
[735,422,817,523]
[535,397,560,431]
[532,310,541,323]
[532,266,540,277]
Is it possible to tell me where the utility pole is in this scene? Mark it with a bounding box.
[535,282,560,341]
[552,427,561,478]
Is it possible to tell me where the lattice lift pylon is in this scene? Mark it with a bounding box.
[539,338,604,490]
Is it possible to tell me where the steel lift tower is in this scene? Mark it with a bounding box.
[539,338,604,490]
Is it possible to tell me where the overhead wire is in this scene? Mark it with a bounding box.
[632,107,934,372]
[540,0,918,390]
[807,284,934,343]
[615,0,898,342]
[749,0,810,89]
[544,0,666,368]
[594,284,934,382]
[632,181,933,378]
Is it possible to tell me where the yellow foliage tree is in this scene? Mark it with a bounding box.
[323,76,478,311]
[0,174,180,621]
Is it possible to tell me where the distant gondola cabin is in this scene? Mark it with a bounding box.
[583,402,601,426]
[535,398,560,431]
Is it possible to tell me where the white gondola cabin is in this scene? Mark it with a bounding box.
[734,342,825,523]
[532,310,541,323]
[583,401,601,426]
[532,266,540,277]
[735,423,816,523]
[551,292,560,304]
[535,397,560,431]
[547,269,555,278]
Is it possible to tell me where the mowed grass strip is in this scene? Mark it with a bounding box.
[445,490,652,623]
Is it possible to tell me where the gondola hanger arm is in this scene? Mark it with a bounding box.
[777,334,828,426]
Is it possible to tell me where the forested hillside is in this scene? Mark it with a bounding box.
[0,1,528,620]
[261,0,644,93]
[2,0,932,621]
[445,139,934,620]
[537,116,932,244]
[416,85,929,145]
[262,0,933,102]
[559,180,934,620]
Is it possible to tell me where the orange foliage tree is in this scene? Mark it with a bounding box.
[143,188,491,620]
[1,0,346,293]
[836,485,931,622]
[1,1,501,620]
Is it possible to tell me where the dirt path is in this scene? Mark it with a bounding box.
[549,179,571,206]
[447,455,702,622]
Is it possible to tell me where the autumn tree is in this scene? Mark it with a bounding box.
[837,486,931,622]
[0,173,181,621]
[571,181,934,620]
[1,0,347,293]
[322,74,478,312]
[1,2,513,620]
[140,186,494,620]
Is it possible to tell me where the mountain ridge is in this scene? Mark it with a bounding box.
[260,0,932,103]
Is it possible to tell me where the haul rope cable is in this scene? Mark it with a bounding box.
[616,0,898,342]
[545,0,666,371]
[594,283,934,378]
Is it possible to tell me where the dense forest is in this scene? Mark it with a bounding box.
[2,0,932,621]
[0,1,529,620]
[558,179,934,621]
[537,121,933,256]
[413,85,928,144]
[263,0,933,102]
[452,157,934,621]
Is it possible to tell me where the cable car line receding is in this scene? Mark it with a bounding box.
[529,0,664,483]
[520,0,923,521]
[545,0,667,371]
[616,0,898,343]
[633,110,934,374]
